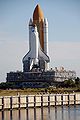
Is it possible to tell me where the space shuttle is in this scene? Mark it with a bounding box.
[23,4,50,71]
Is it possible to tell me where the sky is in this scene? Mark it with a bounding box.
[0,0,80,82]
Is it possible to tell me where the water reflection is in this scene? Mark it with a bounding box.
[61,106,64,120]
[34,108,36,120]
[55,107,57,120]
[41,108,43,120]
[2,111,4,120]
[0,105,80,120]
[26,109,29,120]
[10,110,12,120]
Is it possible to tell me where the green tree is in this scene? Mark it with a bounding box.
[75,77,80,87]
[63,79,75,88]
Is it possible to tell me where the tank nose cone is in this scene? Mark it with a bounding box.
[33,4,44,21]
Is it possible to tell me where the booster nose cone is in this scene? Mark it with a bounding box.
[29,18,33,25]
[33,4,44,22]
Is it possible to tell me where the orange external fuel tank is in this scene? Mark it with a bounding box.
[33,4,44,51]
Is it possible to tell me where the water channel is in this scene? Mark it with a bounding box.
[0,105,80,120]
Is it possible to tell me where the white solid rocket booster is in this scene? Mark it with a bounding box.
[44,18,48,55]
[44,18,49,70]
[29,18,33,50]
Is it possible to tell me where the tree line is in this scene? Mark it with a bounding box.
[0,77,80,89]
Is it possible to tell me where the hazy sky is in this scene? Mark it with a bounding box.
[0,0,80,82]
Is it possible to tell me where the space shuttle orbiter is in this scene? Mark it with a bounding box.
[22,4,50,71]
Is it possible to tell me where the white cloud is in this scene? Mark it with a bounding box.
[0,40,80,82]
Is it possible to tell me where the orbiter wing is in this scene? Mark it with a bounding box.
[22,50,31,62]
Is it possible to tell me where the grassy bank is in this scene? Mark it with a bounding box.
[0,87,80,96]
